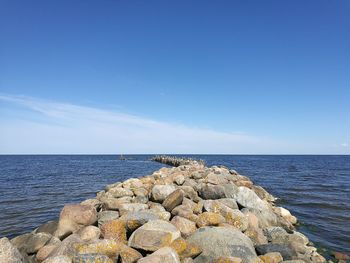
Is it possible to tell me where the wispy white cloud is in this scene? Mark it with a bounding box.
[0,94,279,154]
[340,143,349,148]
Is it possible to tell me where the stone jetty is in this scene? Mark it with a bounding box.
[0,157,330,263]
[152,155,205,167]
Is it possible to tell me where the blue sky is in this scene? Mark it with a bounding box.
[0,1,349,154]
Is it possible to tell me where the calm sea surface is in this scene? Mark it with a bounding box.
[0,155,349,256]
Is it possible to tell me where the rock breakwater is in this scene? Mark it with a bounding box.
[0,157,331,263]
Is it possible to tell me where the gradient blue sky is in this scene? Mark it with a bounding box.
[1,1,349,154]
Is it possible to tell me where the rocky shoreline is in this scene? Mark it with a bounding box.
[0,157,339,263]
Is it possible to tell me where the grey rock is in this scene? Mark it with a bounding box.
[236,187,269,211]
[26,232,52,254]
[97,210,120,227]
[152,185,177,202]
[0,237,24,263]
[187,227,257,263]
[218,198,239,210]
[36,221,58,235]
[128,220,181,251]
[199,185,225,200]
[118,203,148,215]
[263,227,289,243]
[255,244,296,260]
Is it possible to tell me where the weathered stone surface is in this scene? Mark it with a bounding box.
[178,186,200,202]
[218,198,239,210]
[199,185,226,200]
[255,244,296,260]
[36,221,58,235]
[128,220,181,251]
[36,245,58,262]
[152,185,177,202]
[224,209,248,231]
[162,189,184,211]
[170,216,197,238]
[169,237,202,259]
[123,178,143,188]
[263,227,289,243]
[102,197,133,210]
[48,234,81,258]
[118,203,148,215]
[42,255,72,263]
[171,205,198,222]
[187,227,257,263]
[80,198,102,210]
[235,187,269,211]
[196,212,225,227]
[244,227,268,246]
[97,210,120,227]
[77,225,101,241]
[72,253,114,263]
[119,244,143,263]
[59,204,97,226]
[100,219,127,243]
[10,233,33,251]
[26,232,52,254]
[74,239,119,258]
[241,208,281,229]
[122,210,161,231]
[108,187,134,198]
[0,237,24,263]
[138,247,180,263]
[259,252,283,263]
[54,204,97,239]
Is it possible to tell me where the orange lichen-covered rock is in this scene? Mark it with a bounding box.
[100,219,127,243]
[258,252,283,263]
[196,212,225,227]
[169,237,201,260]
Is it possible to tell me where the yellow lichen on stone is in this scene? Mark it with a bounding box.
[196,212,225,227]
[225,212,243,229]
[100,219,127,243]
[74,239,120,258]
[169,237,201,259]
[259,252,283,263]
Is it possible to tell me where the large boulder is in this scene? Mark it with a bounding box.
[170,216,197,238]
[187,227,257,263]
[100,219,127,243]
[152,185,177,202]
[128,220,181,251]
[118,203,148,215]
[26,232,52,254]
[0,237,24,263]
[235,187,269,211]
[121,210,161,231]
[162,189,184,211]
[138,247,180,263]
[59,204,97,225]
[255,244,296,260]
[54,204,97,239]
[199,185,226,200]
[35,221,58,235]
[77,226,101,241]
